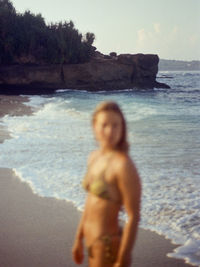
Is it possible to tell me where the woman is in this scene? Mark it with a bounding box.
[72,101,141,267]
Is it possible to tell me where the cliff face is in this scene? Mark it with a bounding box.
[0,53,170,94]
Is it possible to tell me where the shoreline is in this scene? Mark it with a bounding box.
[0,95,32,143]
[0,94,192,266]
[0,95,32,118]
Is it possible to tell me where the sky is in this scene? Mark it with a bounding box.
[11,0,200,61]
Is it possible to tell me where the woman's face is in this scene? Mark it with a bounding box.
[93,111,123,150]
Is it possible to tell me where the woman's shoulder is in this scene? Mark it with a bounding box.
[112,151,137,174]
[87,150,99,165]
[112,151,132,164]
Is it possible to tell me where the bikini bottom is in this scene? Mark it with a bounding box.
[87,231,121,263]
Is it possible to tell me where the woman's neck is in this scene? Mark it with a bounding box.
[99,146,116,155]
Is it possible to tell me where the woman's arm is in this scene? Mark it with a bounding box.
[114,156,141,267]
[72,151,96,264]
[72,199,87,264]
[74,205,86,240]
[72,152,95,264]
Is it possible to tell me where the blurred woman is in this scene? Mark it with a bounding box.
[72,101,141,267]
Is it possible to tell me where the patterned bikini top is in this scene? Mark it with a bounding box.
[82,153,119,202]
[82,168,110,200]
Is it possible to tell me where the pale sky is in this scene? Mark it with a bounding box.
[11,0,200,61]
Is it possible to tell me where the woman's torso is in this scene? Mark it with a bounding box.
[82,151,123,246]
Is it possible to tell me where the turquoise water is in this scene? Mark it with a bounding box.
[0,71,200,266]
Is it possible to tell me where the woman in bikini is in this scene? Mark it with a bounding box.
[72,101,141,267]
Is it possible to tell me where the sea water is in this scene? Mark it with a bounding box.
[0,71,200,266]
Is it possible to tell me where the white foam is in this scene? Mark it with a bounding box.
[56,89,72,93]
[168,239,200,266]
[23,95,50,108]
[0,96,93,208]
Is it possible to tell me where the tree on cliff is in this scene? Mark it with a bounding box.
[0,0,17,63]
[0,0,96,65]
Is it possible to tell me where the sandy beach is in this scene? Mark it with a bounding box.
[0,95,192,267]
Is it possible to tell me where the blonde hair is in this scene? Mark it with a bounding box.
[92,101,129,153]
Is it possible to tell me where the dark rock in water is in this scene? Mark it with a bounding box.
[0,53,170,95]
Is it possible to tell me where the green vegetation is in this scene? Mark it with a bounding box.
[0,0,96,65]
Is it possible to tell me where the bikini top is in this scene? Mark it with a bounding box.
[82,169,110,200]
[82,154,119,203]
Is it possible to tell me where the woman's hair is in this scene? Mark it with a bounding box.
[92,101,129,153]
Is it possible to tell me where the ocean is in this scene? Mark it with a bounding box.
[0,71,200,266]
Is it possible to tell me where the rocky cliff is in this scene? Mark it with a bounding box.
[0,53,170,94]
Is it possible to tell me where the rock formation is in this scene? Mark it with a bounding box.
[0,53,170,94]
